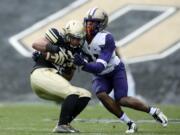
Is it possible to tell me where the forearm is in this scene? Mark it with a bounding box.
[32,42,47,52]
[82,62,105,74]
[32,37,59,53]
[32,37,49,52]
[74,54,105,74]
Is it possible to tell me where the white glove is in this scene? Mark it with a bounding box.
[66,50,74,60]
[63,50,74,67]
[45,48,67,65]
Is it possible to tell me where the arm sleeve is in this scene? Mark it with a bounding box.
[45,44,60,53]
[45,28,65,45]
[82,62,105,74]
[97,34,116,66]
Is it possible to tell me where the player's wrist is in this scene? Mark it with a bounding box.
[45,44,60,53]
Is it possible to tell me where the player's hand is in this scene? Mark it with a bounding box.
[56,51,66,65]
[32,51,41,62]
[73,53,87,66]
[66,50,74,60]
[45,47,67,65]
[58,50,74,67]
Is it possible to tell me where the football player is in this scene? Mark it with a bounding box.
[30,20,91,133]
[74,7,168,133]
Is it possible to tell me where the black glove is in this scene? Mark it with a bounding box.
[32,51,41,62]
[73,53,87,66]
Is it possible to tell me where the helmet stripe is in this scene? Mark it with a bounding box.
[91,7,98,17]
[89,7,97,16]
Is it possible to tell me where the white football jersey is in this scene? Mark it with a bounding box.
[82,31,120,75]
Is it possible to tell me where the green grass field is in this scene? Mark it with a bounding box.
[0,103,179,135]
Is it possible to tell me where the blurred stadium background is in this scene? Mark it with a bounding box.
[0,0,180,104]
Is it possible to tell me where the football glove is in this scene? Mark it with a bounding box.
[65,50,74,67]
[45,48,67,65]
[73,53,87,66]
[32,51,41,62]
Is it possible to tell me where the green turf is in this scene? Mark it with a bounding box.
[0,103,179,135]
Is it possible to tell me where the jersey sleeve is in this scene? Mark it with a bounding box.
[45,28,65,46]
[97,34,116,67]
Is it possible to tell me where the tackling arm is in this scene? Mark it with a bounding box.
[74,34,115,74]
[73,53,105,74]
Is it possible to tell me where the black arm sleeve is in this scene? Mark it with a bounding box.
[45,44,60,53]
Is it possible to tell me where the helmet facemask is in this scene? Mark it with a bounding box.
[66,33,85,49]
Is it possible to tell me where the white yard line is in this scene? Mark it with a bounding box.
[114,5,176,47]
[127,41,180,64]
[42,117,180,124]
[74,118,180,124]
